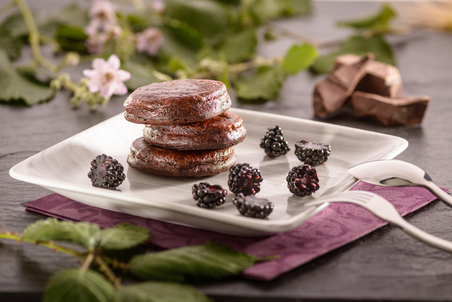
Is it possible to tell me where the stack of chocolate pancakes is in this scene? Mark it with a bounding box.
[123,79,246,177]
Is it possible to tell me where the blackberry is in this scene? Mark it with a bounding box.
[88,154,125,190]
[286,164,320,197]
[233,194,274,219]
[227,163,263,196]
[294,140,331,166]
[192,182,227,209]
[259,125,290,158]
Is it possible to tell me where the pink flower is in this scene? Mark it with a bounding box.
[136,28,164,56]
[83,55,131,98]
[151,0,165,13]
[88,0,117,32]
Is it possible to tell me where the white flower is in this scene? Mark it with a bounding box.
[83,55,131,99]
[136,28,164,56]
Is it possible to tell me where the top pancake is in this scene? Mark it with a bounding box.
[124,79,231,125]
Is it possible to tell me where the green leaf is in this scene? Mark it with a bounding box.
[98,223,150,250]
[55,25,88,41]
[235,66,287,102]
[55,25,88,52]
[0,29,22,60]
[250,0,312,24]
[118,282,213,302]
[219,66,231,89]
[21,218,101,248]
[281,43,318,75]
[0,13,29,38]
[126,14,151,33]
[216,27,257,63]
[43,269,116,302]
[44,3,89,28]
[164,0,230,45]
[310,34,395,74]
[122,60,165,90]
[129,242,258,282]
[337,4,396,32]
[36,4,89,38]
[0,51,53,106]
[160,27,198,67]
[163,18,205,49]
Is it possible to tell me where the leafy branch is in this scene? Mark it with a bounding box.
[0,0,408,109]
[0,218,266,301]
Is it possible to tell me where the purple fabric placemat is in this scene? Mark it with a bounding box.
[25,182,447,281]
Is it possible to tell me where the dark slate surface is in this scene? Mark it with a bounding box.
[1,1,452,301]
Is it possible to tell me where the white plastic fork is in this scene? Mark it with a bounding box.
[303,191,452,252]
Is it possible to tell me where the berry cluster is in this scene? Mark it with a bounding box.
[233,194,274,219]
[294,140,331,166]
[88,154,126,190]
[228,163,263,196]
[286,164,320,197]
[259,125,290,158]
[192,182,227,209]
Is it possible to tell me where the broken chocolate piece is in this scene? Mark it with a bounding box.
[351,91,430,126]
[327,53,374,94]
[313,53,374,118]
[330,54,363,72]
[313,80,349,118]
[355,60,403,98]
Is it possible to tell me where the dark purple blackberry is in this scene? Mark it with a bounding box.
[286,164,320,197]
[192,182,227,209]
[294,140,331,166]
[227,163,263,196]
[88,154,125,190]
[259,125,290,158]
[233,194,274,219]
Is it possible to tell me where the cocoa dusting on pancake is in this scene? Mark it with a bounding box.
[143,111,246,150]
[127,137,237,177]
[124,79,231,125]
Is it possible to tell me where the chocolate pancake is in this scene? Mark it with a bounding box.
[127,137,237,177]
[142,111,246,150]
[124,79,231,125]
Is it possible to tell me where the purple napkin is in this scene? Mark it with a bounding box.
[25,182,446,281]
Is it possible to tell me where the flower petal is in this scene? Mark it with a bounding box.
[87,80,101,93]
[83,69,98,78]
[99,83,113,98]
[117,70,131,81]
[107,54,120,70]
[92,58,106,70]
[113,81,128,95]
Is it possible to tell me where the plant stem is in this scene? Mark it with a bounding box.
[14,0,57,75]
[81,252,95,271]
[268,21,342,49]
[95,255,122,289]
[0,232,83,258]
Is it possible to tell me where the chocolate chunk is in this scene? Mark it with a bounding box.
[330,54,363,72]
[327,53,374,94]
[313,53,373,118]
[313,80,349,118]
[355,60,403,98]
[351,91,430,126]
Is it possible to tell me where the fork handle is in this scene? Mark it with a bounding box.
[393,217,452,252]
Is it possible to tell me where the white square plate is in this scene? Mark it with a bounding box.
[10,108,407,236]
